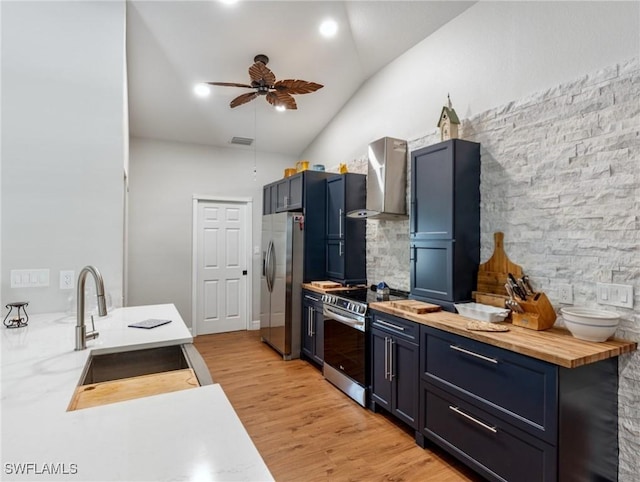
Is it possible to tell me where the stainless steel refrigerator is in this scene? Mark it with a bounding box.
[260,212,304,360]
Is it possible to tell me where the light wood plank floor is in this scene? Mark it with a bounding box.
[195,330,484,482]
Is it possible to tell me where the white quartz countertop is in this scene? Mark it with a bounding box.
[1,304,273,481]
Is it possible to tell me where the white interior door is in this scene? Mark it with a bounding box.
[195,200,248,334]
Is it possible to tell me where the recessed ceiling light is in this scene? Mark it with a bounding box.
[193,83,211,98]
[319,18,338,38]
[275,105,286,112]
[219,0,238,5]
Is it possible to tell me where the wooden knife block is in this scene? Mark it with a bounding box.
[511,292,556,331]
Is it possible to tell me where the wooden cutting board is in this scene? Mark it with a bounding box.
[476,232,523,296]
[389,300,441,314]
[67,368,199,411]
[310,281,342,289]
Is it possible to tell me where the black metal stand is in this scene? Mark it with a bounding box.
[3,301,29,328]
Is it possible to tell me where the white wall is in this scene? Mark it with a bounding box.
[127,137,294,328]
[301,1,640,164]
[1,1,126,314]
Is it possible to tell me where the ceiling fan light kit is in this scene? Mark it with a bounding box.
[207,55,323,110]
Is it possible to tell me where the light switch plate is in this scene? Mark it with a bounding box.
[10,269,50,288]
[597,283,633,309]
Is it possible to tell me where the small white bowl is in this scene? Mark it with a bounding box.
[560,307,620,342]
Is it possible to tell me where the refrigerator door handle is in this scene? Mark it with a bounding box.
[264,241,270,291]
[262,252,267,277]
[268,240,276,293]
[265,240,273,292]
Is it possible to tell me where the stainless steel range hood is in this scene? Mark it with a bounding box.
[347,137,408,220]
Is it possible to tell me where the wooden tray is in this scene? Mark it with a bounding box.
[310,281,342,289]
[389,300,441,314]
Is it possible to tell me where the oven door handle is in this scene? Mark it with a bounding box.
[323,306,365,331]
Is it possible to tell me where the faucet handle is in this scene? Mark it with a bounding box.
[86,315,99,342]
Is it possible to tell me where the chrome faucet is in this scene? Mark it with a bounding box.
[75,266,108,350]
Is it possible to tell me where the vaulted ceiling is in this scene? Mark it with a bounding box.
[126,1,475,156]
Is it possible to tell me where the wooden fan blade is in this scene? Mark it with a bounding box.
[274,79,323,95]
[266,91,297,110]
[248,62,276,86]
[207,82,253,88]
[230,92,258,108]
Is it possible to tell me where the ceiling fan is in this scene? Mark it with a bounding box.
[207,54,323,110]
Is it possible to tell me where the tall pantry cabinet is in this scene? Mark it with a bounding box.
[409,139,481,311]
[325,173,367,285]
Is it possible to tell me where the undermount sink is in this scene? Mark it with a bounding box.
[68,344,213,411]
[80,344,190,384]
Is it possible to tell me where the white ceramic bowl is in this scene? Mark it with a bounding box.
[560,307,620,342]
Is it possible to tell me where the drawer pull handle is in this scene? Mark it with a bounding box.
[375,320,405,331]
[384,337,390,380]
[449,345,498,364]
[449,405,498,434]
[304,295,320,302]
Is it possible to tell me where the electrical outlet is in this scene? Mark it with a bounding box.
[597,282,633,309]
[60,270,75,290]
[558,284,573,304]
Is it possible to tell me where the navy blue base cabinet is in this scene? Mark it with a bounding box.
[418,325,619,482]
[301,290,324,366]
[370,312,420,429]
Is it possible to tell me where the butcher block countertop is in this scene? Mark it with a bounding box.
[369,301,637,369]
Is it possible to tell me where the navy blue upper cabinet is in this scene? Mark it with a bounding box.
[410,139,480,240]
[275,173,304,212]
[262,182,276,215]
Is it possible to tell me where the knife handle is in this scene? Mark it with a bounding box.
[516,278,529,300]
[507,273,526,300]
[522,275,535,295]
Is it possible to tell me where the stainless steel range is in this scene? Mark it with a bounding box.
[322,287,408,407]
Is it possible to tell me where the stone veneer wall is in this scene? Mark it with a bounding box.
[344,58,639,480]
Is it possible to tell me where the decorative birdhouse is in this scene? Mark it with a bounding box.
[437,94,460,141]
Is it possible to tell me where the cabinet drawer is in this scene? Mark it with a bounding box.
[423,383,556,482]
[421,326,557,442]
[302,291,323,307]
[371,312,419,343]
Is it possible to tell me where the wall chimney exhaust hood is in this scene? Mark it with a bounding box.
[347,137,408,220]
